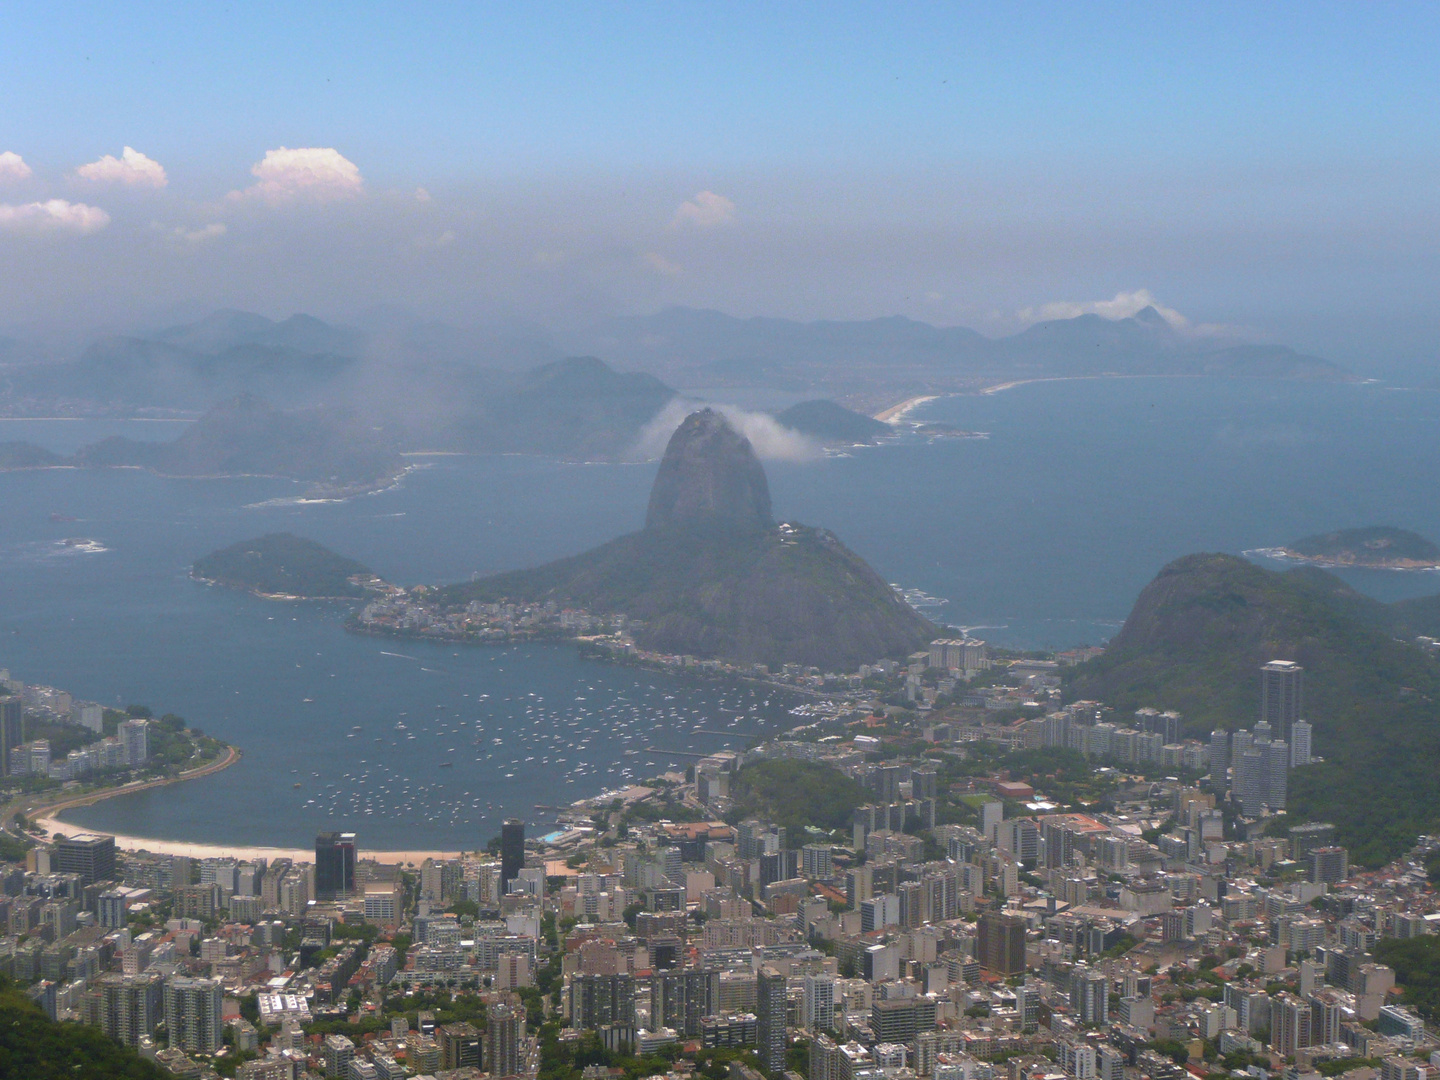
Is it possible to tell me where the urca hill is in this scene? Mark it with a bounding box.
[440,408,935,670]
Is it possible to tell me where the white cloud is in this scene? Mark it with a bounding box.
[230,147,364,204]
[0,152,32,182]
[671,190,736,229]
[631,397,822,463]
[76,146,168,188]
[414,187,432,203]
[643,251,682,276]
[1018,288,1188,328]
[414,229,456,249]
[0,200,110,235]
[171,222,227,243]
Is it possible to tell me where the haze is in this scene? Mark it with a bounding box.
[3,5,1439,379]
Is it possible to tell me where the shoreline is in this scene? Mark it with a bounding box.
[29,747,475,865]
[873,395,938,422]
[1245,546,1440,572]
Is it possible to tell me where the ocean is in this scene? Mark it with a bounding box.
[3,376,1439,848]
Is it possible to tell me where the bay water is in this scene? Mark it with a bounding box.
[3,376,1439,848]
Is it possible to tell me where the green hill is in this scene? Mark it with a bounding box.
[728,759,871,838]
[1066,553,1440,865]
[194,532,374,598]
[442,521,933,670]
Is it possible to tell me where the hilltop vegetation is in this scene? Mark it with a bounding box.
[1374,936,1440,1021]
[193,533,374,598]
[0,979,171,1079]
[727,759,870,839]
[1066,553,1440,865]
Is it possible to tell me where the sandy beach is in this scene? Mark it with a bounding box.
[21,743,472,866]
[873,395,939,422]
[31,812,474,866]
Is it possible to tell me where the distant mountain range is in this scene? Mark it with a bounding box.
[566,305,1351,410]
[0,304,1350,430]
[0,395,406,495]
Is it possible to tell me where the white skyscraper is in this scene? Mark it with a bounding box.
[119,719,148,766]
[1290,721,1312,767]
[803,972,836,1032]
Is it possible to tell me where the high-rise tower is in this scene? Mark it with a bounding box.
[500,819,525,896]
[1260,660,1303,740]
[315,831,356,901]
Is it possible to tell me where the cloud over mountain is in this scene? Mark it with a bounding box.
[1019,288,1188,328]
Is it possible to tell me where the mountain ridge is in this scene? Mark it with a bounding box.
[1,305,1350,427]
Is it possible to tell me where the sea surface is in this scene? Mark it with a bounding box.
[4,377,1440,848]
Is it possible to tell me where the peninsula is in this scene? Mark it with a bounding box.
[1258,526,1440,570]
[355,409,936,671]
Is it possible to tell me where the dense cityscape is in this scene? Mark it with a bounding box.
[2,646,1437,1080]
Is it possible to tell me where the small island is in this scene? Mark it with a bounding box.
[193,532,383,599]
[1260,526,1440,570]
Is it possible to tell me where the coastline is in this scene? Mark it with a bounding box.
[28,746,474,865]
[873,395,938,422]
[20,743,243,848]
[1245,546,1440,572]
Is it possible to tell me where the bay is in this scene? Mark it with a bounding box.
[3,376,1439,848]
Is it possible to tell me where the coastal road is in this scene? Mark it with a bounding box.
[1,742,242,844]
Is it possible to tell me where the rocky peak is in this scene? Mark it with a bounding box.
[645,408,774,532]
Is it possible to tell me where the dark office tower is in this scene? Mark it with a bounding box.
[500,818,525,896]
[315,832,356,901]
[1209,730,1229,780]
[1260,660,1303,740]
[976,911,1028,976]
[756,966,787,1074]
[54,833,117,886]
[0,695,21,777]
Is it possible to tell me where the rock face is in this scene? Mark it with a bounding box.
[441,409,935,669]
[645,408,773,532]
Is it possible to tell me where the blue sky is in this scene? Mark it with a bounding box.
[3,3,1439,371]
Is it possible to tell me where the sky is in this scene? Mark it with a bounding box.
[2,3,1439,374]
